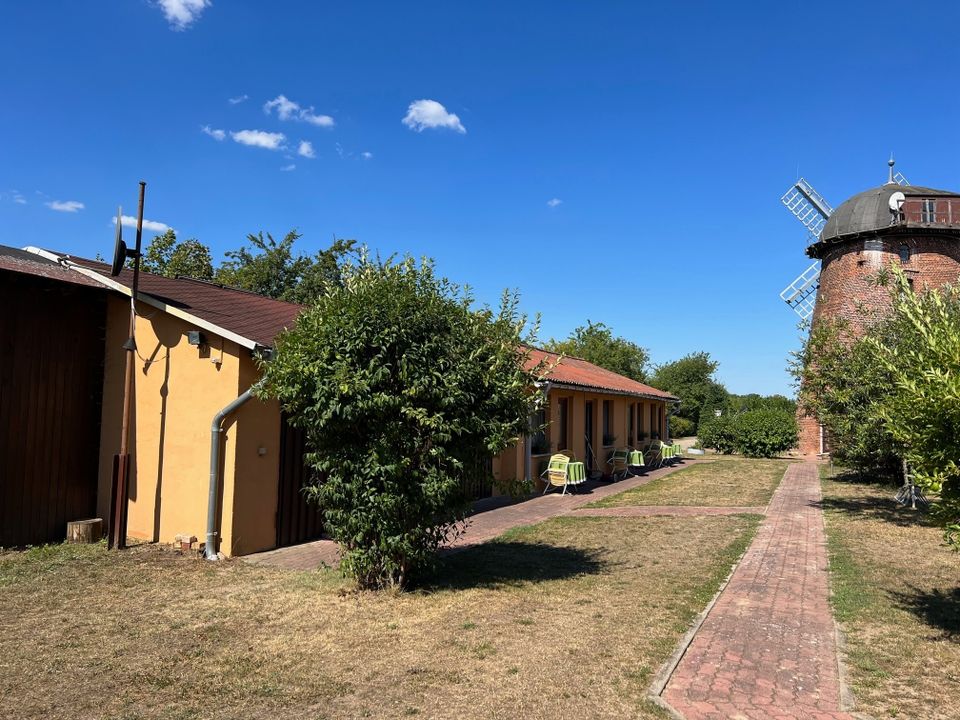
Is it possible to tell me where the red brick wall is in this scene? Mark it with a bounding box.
[799,233,960,455]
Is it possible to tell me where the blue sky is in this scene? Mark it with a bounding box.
[3,1,960,396]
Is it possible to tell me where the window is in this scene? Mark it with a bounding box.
[650,404,657,439]
[922,198,937,223]
[530,408,548,455]
[602,400,613,445]
[557,398,569,450]
[898,243,911,264]
[628,403,635,443]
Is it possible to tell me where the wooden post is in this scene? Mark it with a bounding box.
[67,519,103,544]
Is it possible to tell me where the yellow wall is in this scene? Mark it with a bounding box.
[492,387,670,492]
[97,296,281,556]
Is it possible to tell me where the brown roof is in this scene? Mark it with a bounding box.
[525,347,678,401]
[0,246,104,289]
[69,256,303,347]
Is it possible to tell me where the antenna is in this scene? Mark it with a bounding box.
[781,178,834,240]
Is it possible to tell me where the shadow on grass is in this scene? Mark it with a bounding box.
[815,495,932,528]
[419,541,605,592]
[826,468,901,488]
[889,584,960,641]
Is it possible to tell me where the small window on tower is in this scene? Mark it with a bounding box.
[898,244,911,264]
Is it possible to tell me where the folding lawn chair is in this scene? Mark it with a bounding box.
[607,448,631,481]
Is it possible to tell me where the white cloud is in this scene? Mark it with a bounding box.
[263,94,335,128]
[112,215,172,233]
[201,124,226,141]
[547,198,563,208]
[46,200,85,213]
[230,129,286,150]
[13,192,26,204]
[156,0,210,31]
[228,94,249,105]
[297,140,315,158]
[402,99,466,134]
[361,151,373,160]
[280,164,296,172]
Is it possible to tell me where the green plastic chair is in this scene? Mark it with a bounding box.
[607,448,631,481]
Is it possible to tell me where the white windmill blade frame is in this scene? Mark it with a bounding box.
[780,261,821,320]
[781,178,834,240]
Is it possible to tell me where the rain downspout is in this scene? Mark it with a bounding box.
[205,385,257,561]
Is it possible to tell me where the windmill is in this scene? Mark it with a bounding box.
[778,162,910,320]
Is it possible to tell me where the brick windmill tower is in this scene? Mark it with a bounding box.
[779,159,960,455]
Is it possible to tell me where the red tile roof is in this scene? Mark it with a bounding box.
[0,246,104,289]
[525,347,678,401]
[58,253,302,347]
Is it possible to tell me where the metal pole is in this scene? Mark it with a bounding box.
[110,182,146,550]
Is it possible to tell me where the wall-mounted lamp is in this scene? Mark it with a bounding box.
[187,330,207,347]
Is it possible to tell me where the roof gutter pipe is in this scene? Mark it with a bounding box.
[205,385,257,561]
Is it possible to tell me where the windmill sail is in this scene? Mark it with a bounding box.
[780,261,821,320]
[781,178,833,240]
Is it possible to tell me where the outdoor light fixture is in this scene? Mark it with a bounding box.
[187,330,207,347]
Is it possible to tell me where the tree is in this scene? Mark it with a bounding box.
[257,254,544,589]
[545,321,649,382]
[139,229,214,280]
[215,230,355,303]
[868,267,960,549]
[727,393,796,416]
[651,352,728,427]
[789,318,899,478]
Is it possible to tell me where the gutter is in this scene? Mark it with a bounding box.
[204,386,257,560]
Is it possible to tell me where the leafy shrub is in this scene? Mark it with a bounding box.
[259,254,543,589]
[697,415,737,454]
[668,416,695,438]
[730,410,798,458]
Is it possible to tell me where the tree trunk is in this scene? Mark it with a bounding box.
[66,518,103,544]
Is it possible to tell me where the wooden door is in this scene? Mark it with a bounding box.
[275,418,324,547]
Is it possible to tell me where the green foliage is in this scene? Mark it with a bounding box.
[789,318,900,478]
[544,320,649,382]
[727,393,796,415]
[215,230,356,303]
[650,352,728,426]
[697,414,737,454]
[868,266,960,549]
[697,410,797,457]
[729,410,798,458]
[258,253,544,589]
[139,229,214,280]
[668,415,696,438]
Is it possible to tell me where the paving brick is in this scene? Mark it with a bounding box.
[661,462,854,720]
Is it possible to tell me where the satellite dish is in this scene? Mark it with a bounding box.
[110,208,127,276]
[889,191,906,212]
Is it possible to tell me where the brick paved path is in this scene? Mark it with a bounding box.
[660,462,853,720]
[245,460,691,569]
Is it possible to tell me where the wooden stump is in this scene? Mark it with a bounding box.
[66,518,103,544]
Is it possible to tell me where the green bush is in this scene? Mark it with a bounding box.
[730,410,798,458]
[697,415,737,454]
[259,254,543,589]
[668,415,695,438]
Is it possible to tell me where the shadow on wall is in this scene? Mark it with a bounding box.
[419,541,605,592]
[889,584,960,641]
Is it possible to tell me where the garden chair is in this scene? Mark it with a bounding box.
[644,441,664,469]
[627,448,646,474]
[540,453,577,495]
[607,448,631,481]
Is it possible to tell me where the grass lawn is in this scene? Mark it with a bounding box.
[589,456,793,508]
[0,513,760,720]
[821,466,960,719]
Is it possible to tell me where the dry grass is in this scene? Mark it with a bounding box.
[589,456,792,508]
[821,467,960,719]
[0,513,759,720]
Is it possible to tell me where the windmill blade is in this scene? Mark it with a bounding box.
[781,178,834,240]
[894,171,910,186]
[780,261,821,320]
